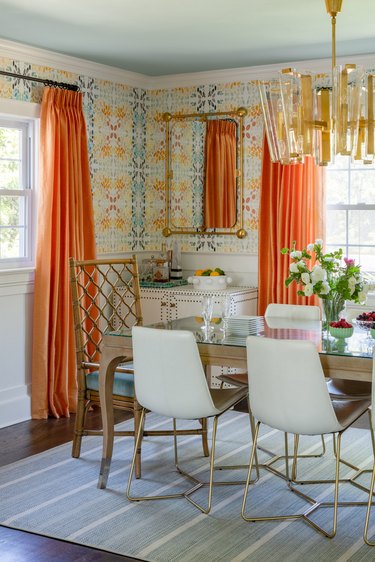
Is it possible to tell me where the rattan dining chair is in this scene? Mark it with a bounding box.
[242,336,370,538]
[69,256,143,461]
[70,256,209,479]
[127,326,248,514]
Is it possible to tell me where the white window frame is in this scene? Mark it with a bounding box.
[326,158,375,274]
[0,100,39,270]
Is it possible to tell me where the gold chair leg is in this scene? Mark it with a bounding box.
[127,411,215,512]
[134,398,143,479]
[127,410,247,514]
[242,423,341,538]
[214,399,260,484]
[364,461,375,545]
[200,417,210,457]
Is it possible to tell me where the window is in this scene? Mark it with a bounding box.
[326,155,375,273]
[0,117,36,268]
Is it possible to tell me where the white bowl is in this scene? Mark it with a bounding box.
[187,275,232,291]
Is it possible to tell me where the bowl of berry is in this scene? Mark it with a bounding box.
[329,318,354,340]
[353,311,375,341]
[353,311,375,329]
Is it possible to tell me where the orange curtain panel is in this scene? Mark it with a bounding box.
[31,88,96,419]
[204,120,237,228]
[258,138,324,315]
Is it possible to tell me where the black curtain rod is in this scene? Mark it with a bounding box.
[0,69,79,92]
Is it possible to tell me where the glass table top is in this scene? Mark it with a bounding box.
[110,316,374,360]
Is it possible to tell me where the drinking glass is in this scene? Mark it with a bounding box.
[201,295,214,336]
[220,295,231,333]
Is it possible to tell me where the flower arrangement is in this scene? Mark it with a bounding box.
[281,239,373,324]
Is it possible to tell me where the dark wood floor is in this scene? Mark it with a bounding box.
[0,408,143,562]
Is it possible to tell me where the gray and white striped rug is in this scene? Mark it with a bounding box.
[1,411,375,561]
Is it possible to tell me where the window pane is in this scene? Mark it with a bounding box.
[0,227,25,258]
[350,170,375,204]
[348,210,375,245]
[0,126,21,159]
[0,119,33,268]
[346,246,375,273]
[326,209,347,246]
[0,195,26,227]
[325,171,349,204]
[0,160,21,189]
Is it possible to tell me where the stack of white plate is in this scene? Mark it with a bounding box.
[226,315,264,336]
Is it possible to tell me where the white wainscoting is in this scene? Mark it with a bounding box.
[0,269,34,428]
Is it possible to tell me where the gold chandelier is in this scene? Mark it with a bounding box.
[259,0,374,166]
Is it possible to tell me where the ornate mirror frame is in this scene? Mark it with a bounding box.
[162,107,247,239]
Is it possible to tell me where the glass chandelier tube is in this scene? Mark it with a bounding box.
[333,64,363,158]
[258,80,299,164]
[257,0,370,167]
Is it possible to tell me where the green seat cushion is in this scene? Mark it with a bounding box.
[86,369,135,398]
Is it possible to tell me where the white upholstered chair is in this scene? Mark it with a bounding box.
[218,303,321,389]
[218,303,324,466]
[126,326,248,514]
[242,337,370,537]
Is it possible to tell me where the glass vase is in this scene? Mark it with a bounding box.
[322,296,345,335]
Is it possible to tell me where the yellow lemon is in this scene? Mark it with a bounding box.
[194,269,203,276]
[210,271,220,276]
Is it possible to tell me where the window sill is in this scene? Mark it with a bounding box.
[0,268,35,289]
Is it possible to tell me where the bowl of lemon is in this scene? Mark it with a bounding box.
[187,268,232,290]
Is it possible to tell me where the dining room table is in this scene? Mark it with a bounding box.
[97,315,373,489]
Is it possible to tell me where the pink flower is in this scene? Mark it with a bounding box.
[344,257,355,267]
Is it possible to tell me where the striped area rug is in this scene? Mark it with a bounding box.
[1,411,375,561]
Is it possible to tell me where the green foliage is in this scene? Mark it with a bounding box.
[281,240,372,304]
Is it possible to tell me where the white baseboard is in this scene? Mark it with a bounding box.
[0,385,31,428]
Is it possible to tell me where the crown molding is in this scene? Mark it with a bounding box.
[151,53,375,88]
[1,37,375,91]
[0,38,151,89]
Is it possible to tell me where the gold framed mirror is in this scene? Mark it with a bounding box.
[162,107,247,239]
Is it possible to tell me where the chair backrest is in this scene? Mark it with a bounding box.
[132,326,219,419]
[70,256,143,370]
[265,303,321,320]
[246,337,342,435]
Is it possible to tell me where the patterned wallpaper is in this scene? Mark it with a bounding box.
[0,56,264,256]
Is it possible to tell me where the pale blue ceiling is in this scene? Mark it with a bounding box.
[0,0,374,76]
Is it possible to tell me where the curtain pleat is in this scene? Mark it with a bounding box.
[258,137,324,315]
[31,88,96,419]
[204,120,237,228]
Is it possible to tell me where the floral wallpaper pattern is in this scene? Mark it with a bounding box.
[0,55,264,256]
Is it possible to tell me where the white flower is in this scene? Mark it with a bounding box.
[315,239,323,247]
[307,243,314,251]
[320,281,330,295]
[289,262,299,273]
[348,276,357,288]
[304,283,314,297]
[296,260,307,270]
[311,265,327,285]
[322,256,334,262]
[358,291,367,303]
[301,272,310,284]
[290,250,302,259]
